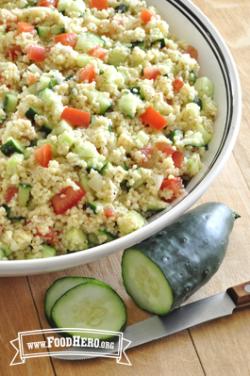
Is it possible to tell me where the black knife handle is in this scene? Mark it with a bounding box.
[227,281,250,310]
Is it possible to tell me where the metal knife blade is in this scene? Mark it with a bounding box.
[53,291,236,361]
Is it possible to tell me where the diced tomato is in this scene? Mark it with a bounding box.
[61,107,91,128]
[6,45,22,61]
[88,46,107,61]
[140,9,153,24]
[5,185,18,203]
[89,0,108,10]
[173,78,184,93]
[186,45,198,60]
[155,142,174,156]
[54,33,77,48]
[27,74,38,85]
[17,22,34,34]
[143,67,161,80]
[79,64,96,83]
[140,107,168,131]
[36,227,60,246]
[35,144,53,168]
[27,45,46,63]
[52,184,86,215]
[173,151,184,168]
[160,177,183,198]
[104,207,115,218]
[38,0,58,7]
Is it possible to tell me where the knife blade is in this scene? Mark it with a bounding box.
[53,280,250,361]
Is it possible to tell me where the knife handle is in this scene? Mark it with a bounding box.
[227,281,250,310]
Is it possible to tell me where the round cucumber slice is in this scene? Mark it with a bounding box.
[51,281,127,339]
[45,276,92,323]
[122,249,174,315]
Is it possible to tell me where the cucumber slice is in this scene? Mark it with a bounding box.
[40,125,53,136]
[76,32,104,53]
[122,203,238,315]
[96,94,112,115]
[118,92,139,118]
[36,26,50,39]
[122,249,173,315]
[51,281,127,339]
[41,245,56,258]
[108,46,130,66]
[45,276,92,322]
[3,93,18,113]
[64,228,88,252]
[6,153,24,175]
[1,138,24,156]
[195,77,214,98]
[51,25,65,36]
[25,108,38,122]
[115,4,129,13]
[18,184,31,207]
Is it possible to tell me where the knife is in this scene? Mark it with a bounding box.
[53,280,250,361]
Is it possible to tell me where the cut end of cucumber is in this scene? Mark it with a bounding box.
[122,248,174,315]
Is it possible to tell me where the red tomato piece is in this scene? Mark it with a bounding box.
[88,46,107,60]
[160,177,183,197]
[54,33,77,48]
[27,45,46,63]
[155,142,174,156]
[143,67,161,80]
[140,107,168,131]
[61,107,91,128]
[90,0,108,10]
[36,227,60,246]
[173,151,184,168]
[140,9,153,24]
[79,64,96,83]
[17,22,34,33]
[104,207,115,218]
[173,78,184,93]
[5,185,18,203]
[52,185,86,215]
[35,144,53,168]
[186,45,198,60]
[38,0,58,7]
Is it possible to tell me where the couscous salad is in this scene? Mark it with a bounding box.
[0,0,217,259]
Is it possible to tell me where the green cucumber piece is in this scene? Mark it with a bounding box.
[36,26,50,39]
[18,184,31,207]
[118,92,139,118]
[1,138,24,156]
[115,4,129,13]
[25,108,38,121]
[41,245,56,258]
[51,280,127,339]
[64,228,88,252]
[96,95,112,115]
[86,202,98,214]
[6,153,24,175]
[51,25,65,36]
[3,93,18,113]
[39,125,53,136]
[108,46,130,66]
[122,203,238,315]
[76,32,104,53]
[45,276,93,323]
[151,39,166,49]
[195,77,214,98]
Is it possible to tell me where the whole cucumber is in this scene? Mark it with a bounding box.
[122,203,239,315]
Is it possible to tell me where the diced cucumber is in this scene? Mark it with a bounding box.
[193,96,202,109]
[64,228,88,252]
[86,202,99,214]
[41,245,56,258]
[80,175,90,191]
[118,92,140,118]
[45,276,93,323]
[88,91,112,115]
[131,41,146,50]
[36,76,51,91]
[18,184,31,207]
[3,93,18,114]
[108,46,130,66]
[1,138,24,156]
[58,0,86,16]
[73,141,98,159]
[57,131,75,149]
[146,197,168,212]
[51,280,127,339]
[36,26,50,39]
[39,125,53,136]
[6,153,24,175]
[195,77,214,98]
[151,39,166,49]
[115,4,129,13]
[118,211,146,236]
[76,32,104,53]
[186,153,202,176]
[99,229,116,242]
[189,71,197,85]
[25,108,38,122]
[76,54,95,68]
[51,25,65,36]
[169,129,183,143]
[0,249,7,260]
[39,88,55,104]
[182,131,205,147]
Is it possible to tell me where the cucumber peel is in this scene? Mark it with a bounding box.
[122,203,239,315]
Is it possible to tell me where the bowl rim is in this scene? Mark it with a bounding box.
[0,0,242,275]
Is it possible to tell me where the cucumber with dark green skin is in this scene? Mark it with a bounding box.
[122,203,239,315]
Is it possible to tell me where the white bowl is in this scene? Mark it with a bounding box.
[0,0,241,276]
